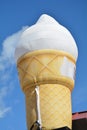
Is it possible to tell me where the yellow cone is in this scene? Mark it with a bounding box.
[17,49,76,129]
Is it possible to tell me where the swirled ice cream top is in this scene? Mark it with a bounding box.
[15,14,78,61]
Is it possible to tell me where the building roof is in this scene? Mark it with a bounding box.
[72,111,87,130]
[72,111,87,120]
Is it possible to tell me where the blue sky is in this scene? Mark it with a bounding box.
[0,0,87,130]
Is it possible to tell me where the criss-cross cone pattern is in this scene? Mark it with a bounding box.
[17,50,76,130]
[17,50,75,92]
[25,84,72,130]
[40,84,72,129]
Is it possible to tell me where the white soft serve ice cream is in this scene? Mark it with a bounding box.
[15,14,79,130]
[15,14,78,61]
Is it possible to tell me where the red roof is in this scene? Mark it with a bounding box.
[72,111,87,120]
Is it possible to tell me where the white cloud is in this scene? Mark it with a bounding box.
[0,107,11,118]
[0,26,28,118]
[0,86,12,118]
[0,26,28,71]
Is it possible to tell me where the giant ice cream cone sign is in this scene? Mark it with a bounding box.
[15,14,78,130]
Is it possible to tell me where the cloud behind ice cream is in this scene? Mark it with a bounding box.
[0,26,28,70]
[0,86,12,118]
[0,26,28,118]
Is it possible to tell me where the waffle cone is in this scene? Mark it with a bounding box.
[17,49,76,129]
